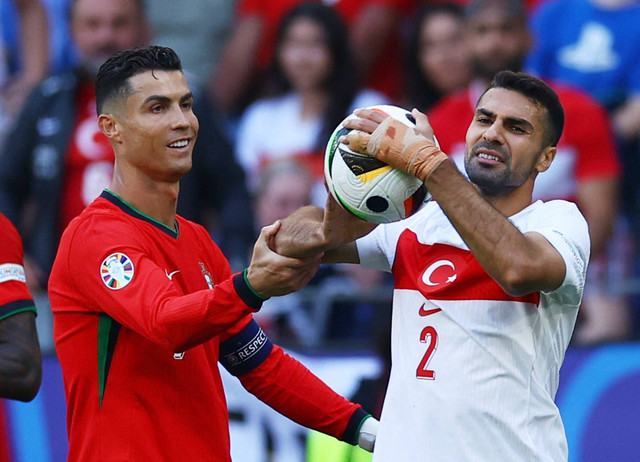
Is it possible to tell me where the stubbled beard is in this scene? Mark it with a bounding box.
[471,55,524,83]
[465,141,518,196]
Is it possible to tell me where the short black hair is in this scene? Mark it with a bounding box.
[482,70,564,147]
[95,45,183,115]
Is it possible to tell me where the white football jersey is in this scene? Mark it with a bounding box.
[356,199,589,461]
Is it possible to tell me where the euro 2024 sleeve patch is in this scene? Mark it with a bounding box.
[101,253,134,289]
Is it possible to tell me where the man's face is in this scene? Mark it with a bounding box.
[72,0,146,75]
[108,70,199,183]
[464,87,551,195]
[465,7,529,80]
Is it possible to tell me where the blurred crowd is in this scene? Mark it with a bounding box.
[1,0,639,361]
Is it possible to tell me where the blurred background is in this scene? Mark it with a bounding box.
[1,0,639,460]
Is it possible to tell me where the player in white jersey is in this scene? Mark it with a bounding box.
[273,70,590,461]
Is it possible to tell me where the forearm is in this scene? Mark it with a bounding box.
[0,312,42,401]
[426,160,564,295]
[239,345,368,444]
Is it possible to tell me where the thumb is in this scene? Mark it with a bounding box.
[412,108,435,138]
[260,220,282,241]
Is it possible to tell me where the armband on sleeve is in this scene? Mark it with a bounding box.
[219,319,273,376]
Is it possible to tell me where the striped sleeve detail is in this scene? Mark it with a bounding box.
[0,299,36,321]
[97,314,121,406]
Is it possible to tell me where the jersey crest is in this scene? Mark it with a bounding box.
[100,253,134,290]
[199,262,215,289]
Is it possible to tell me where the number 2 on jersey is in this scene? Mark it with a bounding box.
[416,325,438,380]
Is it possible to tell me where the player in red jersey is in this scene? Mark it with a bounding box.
[48,46,377,461]
[0,212,42,402]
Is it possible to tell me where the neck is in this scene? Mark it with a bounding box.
[109,170,179,228]
[478,182,535,217]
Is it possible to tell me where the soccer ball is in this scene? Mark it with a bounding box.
[324,105,430,224]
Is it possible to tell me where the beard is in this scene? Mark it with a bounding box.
[471,54,525,83]
[77,47,126,79]
[465,141,531,196]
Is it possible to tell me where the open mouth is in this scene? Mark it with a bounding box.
[476,152,503,163]
[168,139,189,149]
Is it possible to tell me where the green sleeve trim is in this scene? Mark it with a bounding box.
[243,268,268,301]
[0,301,37,321]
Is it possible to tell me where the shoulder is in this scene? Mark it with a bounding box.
[523,199,586,226]
[60,199,142,254]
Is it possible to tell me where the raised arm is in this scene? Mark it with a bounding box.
[344,108,567,296]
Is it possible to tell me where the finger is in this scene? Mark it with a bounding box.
[356,107,389,124]
[411,108,435,140]
[346,131,371,155]
[343,115,380,134]
[260,220,281,240]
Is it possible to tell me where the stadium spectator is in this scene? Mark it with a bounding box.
[0,0,49,147]
[427,0,629,344]
[274,70,590,461]
[402,2,471,112]
[251,160,317,346]
[0,0,255,350]
[210,0,414,116]
[526,0,640,143]
[48,45,378,460]
[235,1,388,205]
[0,212,42,402]
[525,0,640,307]
[144,0,238,87]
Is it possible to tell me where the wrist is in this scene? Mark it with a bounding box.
[242,268,269,301]
[407,142,448,183]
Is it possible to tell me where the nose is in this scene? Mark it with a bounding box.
[171,106,191,130]
[482,121,504,144]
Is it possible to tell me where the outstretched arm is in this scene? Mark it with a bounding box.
[272,196,376,262]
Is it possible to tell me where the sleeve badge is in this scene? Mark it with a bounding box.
[101,253,134,289]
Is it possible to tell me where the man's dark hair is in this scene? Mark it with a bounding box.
[95,45,183,115]
[482,70,565,147]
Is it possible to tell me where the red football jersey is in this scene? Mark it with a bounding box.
[0,213,36,319]
[49,190,364,461]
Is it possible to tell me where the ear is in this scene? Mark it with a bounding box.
[535,145,556,173]
[98,114,121,143]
